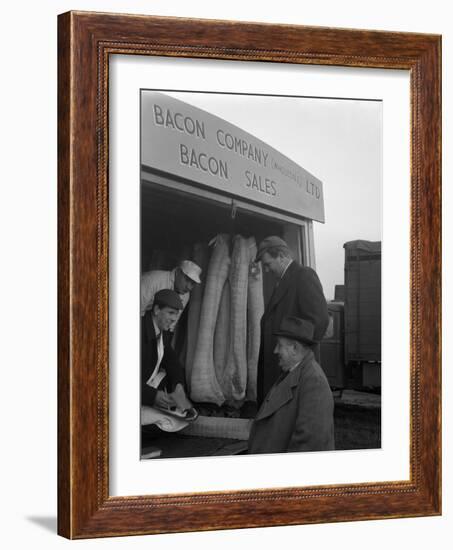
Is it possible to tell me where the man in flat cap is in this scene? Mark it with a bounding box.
[256,236,329,405]
[141,260,202,331]
[141,289,193,413]
[248,317,334,454]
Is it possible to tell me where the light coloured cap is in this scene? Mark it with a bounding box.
[256,236,289,261]
[179,260,202,284]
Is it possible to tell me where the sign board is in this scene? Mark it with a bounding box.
[141,92,325,223]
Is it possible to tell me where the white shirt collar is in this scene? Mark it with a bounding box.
[152,317,162,338]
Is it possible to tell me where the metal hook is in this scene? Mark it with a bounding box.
[231,199,237,220]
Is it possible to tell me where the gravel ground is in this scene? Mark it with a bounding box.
[334,391,381,450]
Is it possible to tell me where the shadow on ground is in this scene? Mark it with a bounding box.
[26,516,57,534]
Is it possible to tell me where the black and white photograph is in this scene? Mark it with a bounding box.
[1,0,447,546]
[139,90,382,460]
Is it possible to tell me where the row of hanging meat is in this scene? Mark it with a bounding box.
[179,234,265,407]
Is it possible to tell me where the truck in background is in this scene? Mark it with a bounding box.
[321,240,381,391]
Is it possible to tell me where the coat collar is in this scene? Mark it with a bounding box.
[254,351,314,421]
[264,260,298,314]
[143,311,158,342]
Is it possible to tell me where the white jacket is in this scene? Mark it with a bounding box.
[140,269,190,320]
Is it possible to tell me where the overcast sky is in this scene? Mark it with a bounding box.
[160,91,382,300]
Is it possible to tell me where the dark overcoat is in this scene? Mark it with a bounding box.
[141,312,185,407]
[257,261,329,403]
[248,351,335,454]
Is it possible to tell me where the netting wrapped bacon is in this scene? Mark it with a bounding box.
[214,278,231,383]
[245,237,264,402]
[190,234,230,405]
[221,235,249,404]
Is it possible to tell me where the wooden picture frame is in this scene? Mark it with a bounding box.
[58,11,441,539]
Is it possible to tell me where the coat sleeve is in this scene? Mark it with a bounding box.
[162,335,186,391]
[141,342,185,405]
[296,268,329,341]
[141,380,158,407]
[287,376,335,452]
[141,311,164,406]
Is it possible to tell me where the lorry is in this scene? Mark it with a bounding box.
[320,240,381,391]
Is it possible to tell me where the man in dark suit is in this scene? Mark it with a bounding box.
[256,236,329,405]
[248,317,334,454]
[141,289,191,411]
